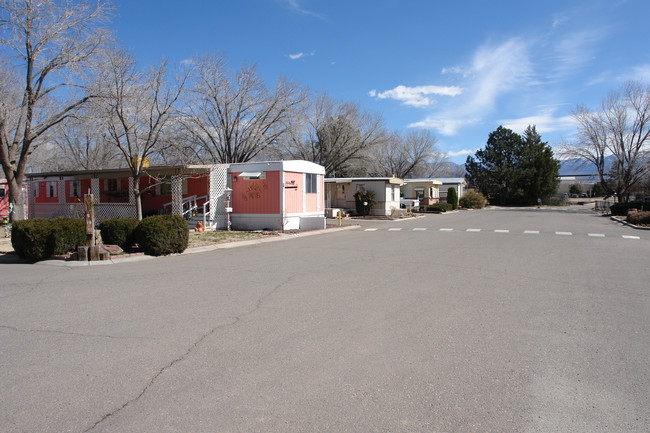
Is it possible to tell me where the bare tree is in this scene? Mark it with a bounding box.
[372,129,443,178]
[563,81,650,202]
[276,93,388,176]
[97,48,190,220]
[30,108,121,171]
[0,0,111,220]
[180,53,307,164]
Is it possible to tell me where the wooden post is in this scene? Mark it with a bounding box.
[84,194,95,247]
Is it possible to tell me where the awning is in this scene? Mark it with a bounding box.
[238,172,262,177]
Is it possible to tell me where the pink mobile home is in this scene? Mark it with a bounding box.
[229,160,325,231]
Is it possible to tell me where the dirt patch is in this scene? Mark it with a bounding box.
[0,236,12,253]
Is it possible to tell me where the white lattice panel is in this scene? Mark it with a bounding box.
[171,175,183,216]
[209,165,229,228]
[91,178,100,203]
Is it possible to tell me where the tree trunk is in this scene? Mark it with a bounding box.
[133,174,143,220]
[7,178,26,221]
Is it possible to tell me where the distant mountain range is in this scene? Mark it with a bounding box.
[558,157,614,176]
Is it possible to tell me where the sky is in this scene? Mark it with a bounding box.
[110,0,650,164]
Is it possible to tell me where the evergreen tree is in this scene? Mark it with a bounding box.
[465,125,559,206]
[447,187,458,210]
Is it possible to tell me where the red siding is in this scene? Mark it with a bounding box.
[231,171,280,214]
[284,172,303,214]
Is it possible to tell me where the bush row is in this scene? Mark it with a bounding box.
[12,217,85,262]
[610,201,650,216]
[421,203,453,212]
[100,215,188,256]
[12,215,189,261]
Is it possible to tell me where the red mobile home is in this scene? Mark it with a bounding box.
[23,160,326,231]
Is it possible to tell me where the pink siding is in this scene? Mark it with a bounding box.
[303,174,322,212]
[284,172,303,214]
[231,171,281,214]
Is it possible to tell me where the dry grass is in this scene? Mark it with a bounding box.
[188,230,277,247]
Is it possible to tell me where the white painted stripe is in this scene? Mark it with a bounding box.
[588,233,605,237]
[556,232,572,236]
[413,228,427,231]
[494,229,509,233]
[388,228,402,231]
[466,229,481,232]
[524,230,539,234]
[440,228,453,231]
[364,228,377,231]
[622,235,640,240]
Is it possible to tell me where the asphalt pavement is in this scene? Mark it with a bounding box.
[1,206,648,432]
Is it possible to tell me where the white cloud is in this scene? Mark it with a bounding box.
[283,0,325,19]
[621,64,650,82]
[370,84,462,108]
[180,59,194,66]
[446,149,478,158]
[550,30,604,79]
[288,50,316,61]
[408,38,533,136]
[501,113,576,134]
[408,118,478,136]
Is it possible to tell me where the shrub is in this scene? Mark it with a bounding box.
[447,187,458,210]
[459,190,488,209]
[11,217,84,261]
[50,217,85,255]
[135,215,189,256]
[610,201,650,216]
[353,189,376,216]
[627,211,650,226]
[100,217,139,249]
[425,203,453,212]
[12,219,55,261]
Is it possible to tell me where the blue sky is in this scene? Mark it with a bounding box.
[111,0,650,164]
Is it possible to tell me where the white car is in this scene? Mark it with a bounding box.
[400,198,419,210]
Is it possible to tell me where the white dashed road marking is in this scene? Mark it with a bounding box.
[364,228,377,231]
[588,233,605,237]
[413,228,427,231]
[388,228,402,231]
[440,228,453,232]
[524,230,540,234]
[622,235,640,239]
[556,232,572,236]
[494,229,509,233]
[467,229,481,232]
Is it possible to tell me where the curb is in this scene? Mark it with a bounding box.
[610,216,650,230]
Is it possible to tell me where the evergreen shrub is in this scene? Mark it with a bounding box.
[11,217,84,261]
[135,215,188,256]
[353,190,376,216]
[447,187,458,210]
[100,217,139,249]
[425,203,453,212]
[610,201,650,216]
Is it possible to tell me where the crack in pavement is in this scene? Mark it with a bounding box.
[0,325,157,340]
[81,274,297,433]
